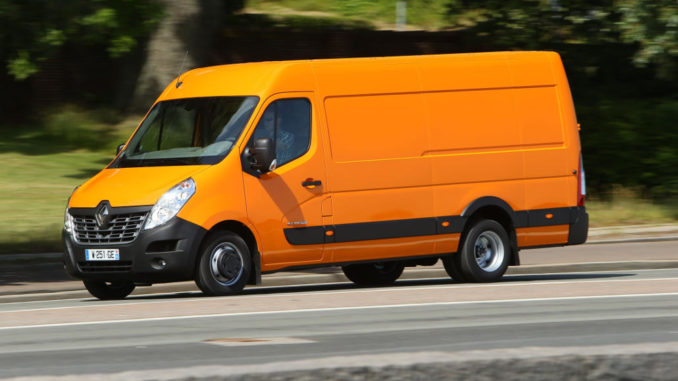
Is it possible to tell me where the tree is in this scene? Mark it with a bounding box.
[0,0,163,81]
[130,0,231,113]
[445,0,677,77]
[445,0,619,48]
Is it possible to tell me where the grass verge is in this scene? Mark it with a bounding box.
[586,189,678,227]
[0,109,138,254]
[246,0,451,30]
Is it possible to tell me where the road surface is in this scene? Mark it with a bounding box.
[1,267,677,379]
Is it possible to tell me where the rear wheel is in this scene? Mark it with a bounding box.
[452,219,511,282]
[83,280,135,300]
[342,261,404,286]
[196,231,251,296]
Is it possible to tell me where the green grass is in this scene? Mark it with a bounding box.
[586,189,678,227]
[245,0,451,30]
[0,109,139,253]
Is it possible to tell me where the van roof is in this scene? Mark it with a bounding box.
[157,51,561,101]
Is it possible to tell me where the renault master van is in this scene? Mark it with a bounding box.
[63,52,588,300]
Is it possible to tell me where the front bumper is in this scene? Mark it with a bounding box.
[63,216,207,283]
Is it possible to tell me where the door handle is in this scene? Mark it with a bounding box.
[302,179,322,188]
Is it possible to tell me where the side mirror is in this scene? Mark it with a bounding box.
[116,144,125,155]
[250,137,276,173]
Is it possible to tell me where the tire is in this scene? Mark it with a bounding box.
[342,261,404,286]
[195,231,251,296]
[442,253,468,282]
[456,219,511,282]
[83,280,135,300]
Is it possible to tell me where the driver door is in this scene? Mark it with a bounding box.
[241,94,327,270]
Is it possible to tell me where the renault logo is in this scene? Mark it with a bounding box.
[95,201,112,229]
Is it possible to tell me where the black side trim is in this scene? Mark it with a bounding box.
[462,197,515,219]
[333,217,437,243]
[527,208,571,227]
[283,226,325,245]
[435,216,466,234]
[284,206,586,246]
[262,253,444,275]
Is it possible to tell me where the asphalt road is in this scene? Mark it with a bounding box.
[1,268,677,380]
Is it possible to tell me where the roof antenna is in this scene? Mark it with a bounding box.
[175,51,189,88]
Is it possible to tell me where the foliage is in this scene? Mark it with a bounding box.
[579,98,678,198]
[0,0,163,81]
[618,0,678,78]
[445,0,677,77]
[445,0,619,47]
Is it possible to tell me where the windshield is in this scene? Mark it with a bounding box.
[110,96,259,167]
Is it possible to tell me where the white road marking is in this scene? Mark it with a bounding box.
[1,292,677,331]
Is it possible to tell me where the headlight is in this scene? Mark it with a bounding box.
[145,178,196,230]
[64,186,78,233]
[64,208,74,233]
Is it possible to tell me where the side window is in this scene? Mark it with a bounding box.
[248,98,311,167]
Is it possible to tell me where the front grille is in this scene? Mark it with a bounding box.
[72,212,147,244]
[78,261,133,272]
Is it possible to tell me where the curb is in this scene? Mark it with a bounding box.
[585,235,678,245]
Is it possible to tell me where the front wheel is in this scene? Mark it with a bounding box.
[196,231,251,296]
[342,261,404,286]
[83,280,135,300]
[454,219,511,282]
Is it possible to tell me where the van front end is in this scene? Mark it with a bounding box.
[62,202,207,285]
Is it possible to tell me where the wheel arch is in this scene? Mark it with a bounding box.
[461,197,520,266]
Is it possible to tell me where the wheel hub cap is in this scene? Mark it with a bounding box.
[473,231,505,272]
[210,243,244,286]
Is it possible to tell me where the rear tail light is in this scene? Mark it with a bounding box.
[577,154,586,206]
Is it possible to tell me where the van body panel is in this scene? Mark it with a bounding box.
[323,93,428,163]
[329,235,438,264]
[70,165,209,208]
[312,59,420,97]
[317,62,435,263]
[417,53,514,91]
[174,155,249,231]
[433,182,525,228]
[516,225,570,247]
[506,52,557,87]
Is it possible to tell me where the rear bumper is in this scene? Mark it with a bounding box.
[63,217,206,283]
[567,206,588,245]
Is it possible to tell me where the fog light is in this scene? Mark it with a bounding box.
[151,258,167,270]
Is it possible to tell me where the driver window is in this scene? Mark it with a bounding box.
[248,98,311,167]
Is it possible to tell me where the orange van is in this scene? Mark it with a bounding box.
[63,52,588,300]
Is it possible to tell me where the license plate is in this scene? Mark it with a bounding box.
[85,249,120,261]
